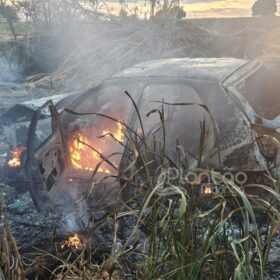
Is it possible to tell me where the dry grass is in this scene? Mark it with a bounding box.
[0,186,25,280]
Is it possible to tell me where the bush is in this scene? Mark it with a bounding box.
[0,4,18,22]
[252,0,278,16]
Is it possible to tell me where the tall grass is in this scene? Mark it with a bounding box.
[116,99,280,279]
[57,96,280,279]
[0,96,280,279]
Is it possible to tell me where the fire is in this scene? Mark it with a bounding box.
[69,122,124,173]
[61,233,83,250]
[7,146,26,168]
[204,185,212,195]
[102,122,125,142]
[113,122,125,142]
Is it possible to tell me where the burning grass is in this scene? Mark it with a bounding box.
[6,146,26,168]
[60,233,84,251]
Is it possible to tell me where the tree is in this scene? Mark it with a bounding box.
[0,0,18,42]
[153,0,187,20]
[155,6,186,19]
[11,0,108,28]
[252,0,277,16]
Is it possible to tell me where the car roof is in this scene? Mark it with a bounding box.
[112,58,250,82]
[1,92,80,124]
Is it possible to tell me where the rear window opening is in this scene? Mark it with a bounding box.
[238,64,280,120]
[140,84,216,158]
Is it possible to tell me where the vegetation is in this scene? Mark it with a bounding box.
[0,0,18,42]
[252,0,278,17]
[1,97,280,279]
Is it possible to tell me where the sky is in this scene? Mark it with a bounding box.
[5,0,280,19]
[183,0,256,18]
[183,0,280,18]
[112,0,280,18]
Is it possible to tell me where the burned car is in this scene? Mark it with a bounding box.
[23,58,280,213]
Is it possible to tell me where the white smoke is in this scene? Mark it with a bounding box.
[0,56,22,82]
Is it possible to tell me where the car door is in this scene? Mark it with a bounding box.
[25,100,66,212]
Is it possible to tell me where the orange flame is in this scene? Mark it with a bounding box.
[7,146,26,168]
[61,233,83,250]
[69,122,124,173]
[204,185,212,195]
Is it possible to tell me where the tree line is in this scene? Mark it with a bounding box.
[0,0,278,43]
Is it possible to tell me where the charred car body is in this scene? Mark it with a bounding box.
[2,58,280,213]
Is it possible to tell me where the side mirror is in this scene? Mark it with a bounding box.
[259,115,280,130]
[274,115,280,130]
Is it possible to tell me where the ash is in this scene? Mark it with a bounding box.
[0,184,60,251]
